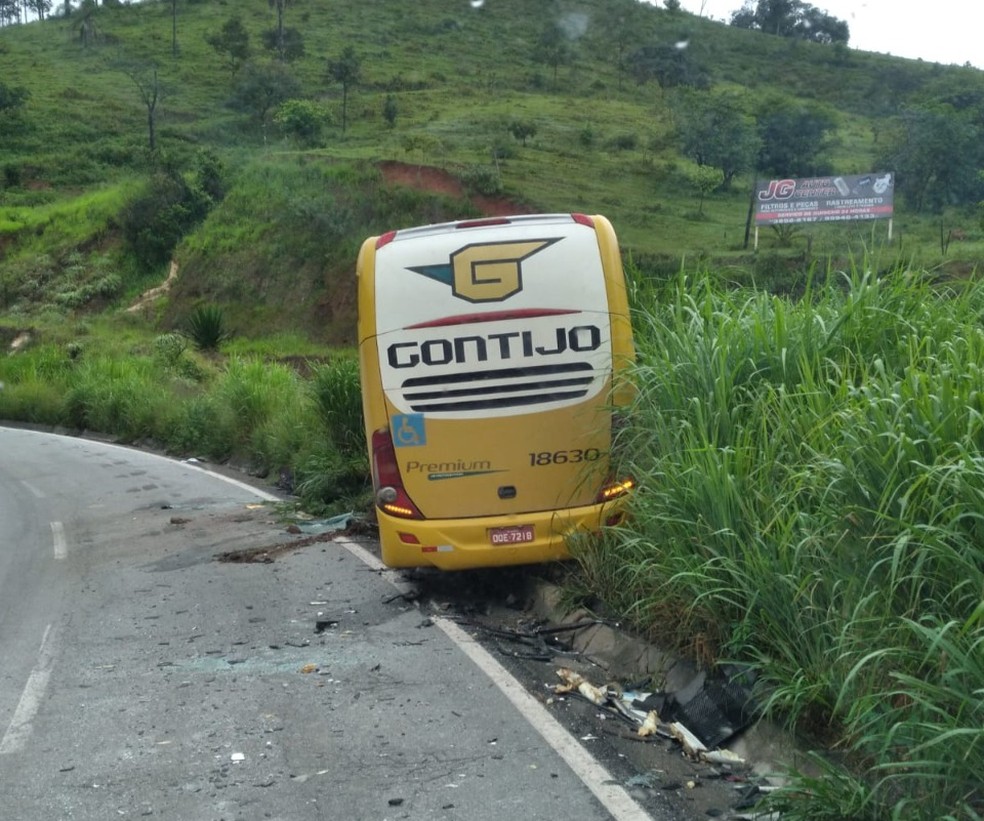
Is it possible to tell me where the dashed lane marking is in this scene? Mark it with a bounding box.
[50,521,67,561]
[0,625,55,755]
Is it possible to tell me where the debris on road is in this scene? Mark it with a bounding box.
[700,748,746,766]
[669,721,707,758]
[215,513,368,563]
[550,667,751,769]
[290,512,355,535]
[553,667,608,705]
[314,618,339,633]
[637,710,660,738]
[464,617,600,662]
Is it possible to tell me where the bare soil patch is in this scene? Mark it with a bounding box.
[378,161,534,217]
[126,259,179,314]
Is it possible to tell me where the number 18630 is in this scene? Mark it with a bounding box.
[528,448,601,466]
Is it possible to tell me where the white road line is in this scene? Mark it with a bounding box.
[20,480,44,499]
[186,465,281,501]
[336,537,387,572]
[436,617,652,821]
[335,537,652,821]
[50,521,67,560]
[0,625,55,755]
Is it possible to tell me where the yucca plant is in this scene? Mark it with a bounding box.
[185,304,229,351]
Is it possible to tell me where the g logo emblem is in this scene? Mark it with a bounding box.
[409,238,560,303]
[451,240,554,302]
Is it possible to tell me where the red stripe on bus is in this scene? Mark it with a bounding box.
[406,309,579,329]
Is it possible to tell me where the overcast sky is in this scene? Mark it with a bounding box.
[667,0,983,69]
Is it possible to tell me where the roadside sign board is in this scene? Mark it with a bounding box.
[754,173,894,225]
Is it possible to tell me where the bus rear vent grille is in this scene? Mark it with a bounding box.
[399,363,598,413]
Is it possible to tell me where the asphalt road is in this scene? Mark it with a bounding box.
[0,426,665,821]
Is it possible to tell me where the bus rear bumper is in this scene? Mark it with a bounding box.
[375,501,626,570]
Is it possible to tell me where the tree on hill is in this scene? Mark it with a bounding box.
[626,42,709,90]
[598,0,647,90]
[205,16,252,76]
[878,105,983,212]
[230,61,301,123]
[671,88,760,189]
[508,120,536,146]
[326,46,361,134]
[261,25,304,63]
[0,0,20,26]
[731,0,849,44]
[75,0,100,48]
[755,97,837,177]
[27,0,52,22]
[534,22,574,86]
[382,94,397,128]
[266,0,299,62]
[121,164,212,271]
[685,164,724,215]
[169,0,178,58]
[121,62,162,151]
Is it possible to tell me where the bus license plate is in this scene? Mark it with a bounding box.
[488,525,535,546]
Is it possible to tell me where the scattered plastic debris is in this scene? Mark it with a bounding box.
[553,668,608,705]
[314,618,338,633]
[550,667,751,768]
[291,513,355,535]
[625,772,658,789]
[666,664,759,748]
[670,721,707,758]
[701,748,746,766]
[637,710,660,738]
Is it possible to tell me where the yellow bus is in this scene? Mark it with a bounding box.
[356,213,635,570]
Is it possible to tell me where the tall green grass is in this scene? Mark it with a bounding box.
[573,265,984,819]
[0,342,368,514]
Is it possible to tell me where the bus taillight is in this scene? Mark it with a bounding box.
[596,476,635,503]
[371,428,423,519]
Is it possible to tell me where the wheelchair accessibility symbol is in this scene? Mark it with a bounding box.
[392,414,426,448]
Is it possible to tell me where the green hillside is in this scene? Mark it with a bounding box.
[2,0,983,343]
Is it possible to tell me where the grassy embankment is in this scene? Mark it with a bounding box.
[577,265,984,818]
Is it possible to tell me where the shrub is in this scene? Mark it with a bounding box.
[273,98,327,146]
[608,132,638,151]
[459,164,503,196]
[309,357,365,458]
[154,332,189,367]
[184,305,229,351]
[121,168,211,271]
[508,120,536,146]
